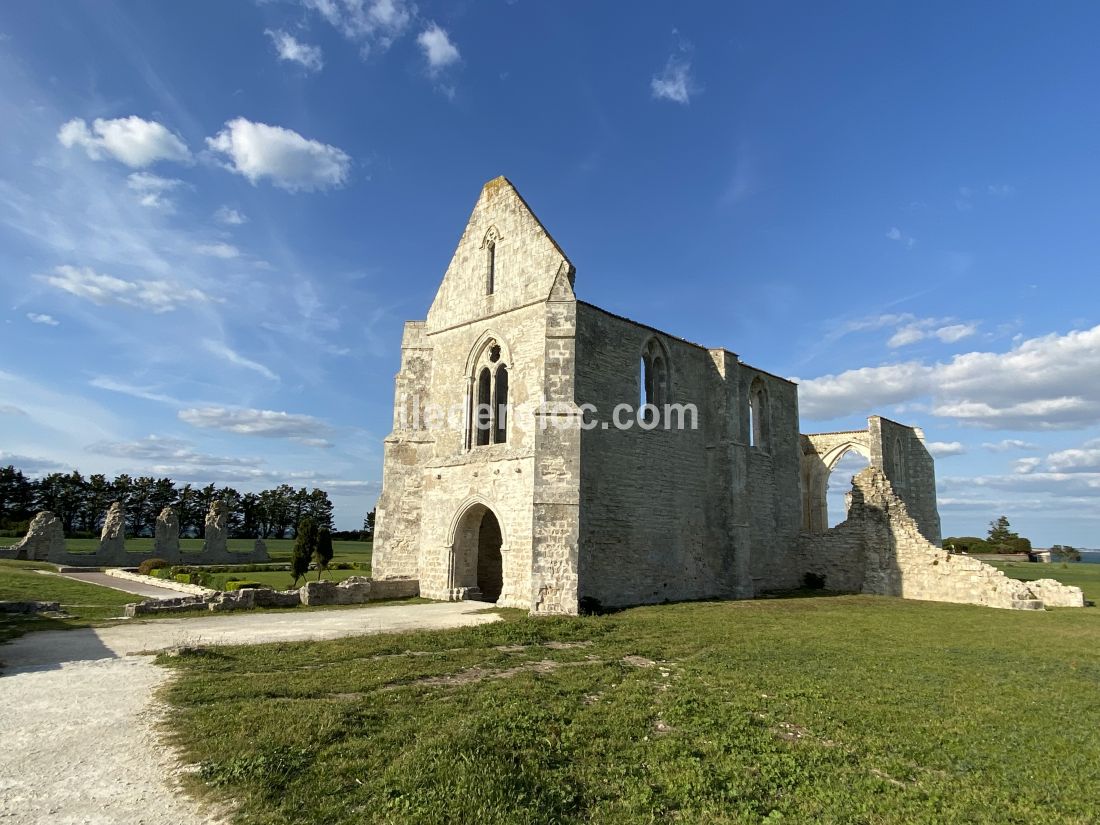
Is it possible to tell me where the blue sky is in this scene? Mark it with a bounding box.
[1,1,1099,543]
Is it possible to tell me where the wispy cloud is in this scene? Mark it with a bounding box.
[87,435,261,467]
[126,171,185,210]
[26,312,59,326]
[302,0,412,55]
[195,241,240,259]
[202,339,279,381]
[40,264,217,313]
[265,29,324,71]
[885,226,916,248]
[983,439,1040,453]
[214,205,248,225]
[179,405,332,441]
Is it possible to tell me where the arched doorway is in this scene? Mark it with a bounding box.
[826,448,871,527]
[802,440,872,532]
[450,502,504,603]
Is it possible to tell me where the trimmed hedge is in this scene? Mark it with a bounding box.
[225,580,264,591]
[137,557,170,576]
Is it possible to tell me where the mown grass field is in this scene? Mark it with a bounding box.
[0,535,372,567]
[162,573,1100,824]
[985,559,1100,603]
[0,559,137,643]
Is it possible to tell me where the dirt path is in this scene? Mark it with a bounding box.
[0,602,499,824]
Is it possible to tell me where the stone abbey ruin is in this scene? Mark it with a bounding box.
[2,499,269,566]
[4,177,1083,614]
[371,177,1084,613]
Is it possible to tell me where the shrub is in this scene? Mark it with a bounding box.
[138,557,170,576]
[225,580,264,591]
[174,573,193,584]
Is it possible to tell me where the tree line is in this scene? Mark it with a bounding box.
[0,465,336,538]
[944,515,1080,560]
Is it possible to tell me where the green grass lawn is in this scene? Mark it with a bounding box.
[161,595,1100,825]
[0,535,371,563]
[199,568,367,591]
[986,560,1100,603]
[0,559,136,643]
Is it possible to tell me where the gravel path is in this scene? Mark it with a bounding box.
[0,602,499,824]
[54,569,186,600]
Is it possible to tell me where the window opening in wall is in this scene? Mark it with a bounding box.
[493,365,509,444]
[467,337,510,449]
[486,242,496,295]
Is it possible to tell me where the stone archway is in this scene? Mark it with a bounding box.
[449,501,504,603]
[802,436,873,533]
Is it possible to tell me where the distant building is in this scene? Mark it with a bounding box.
[1028,549,1052,563]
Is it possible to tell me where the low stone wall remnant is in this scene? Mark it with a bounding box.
[798,467,1084,610]
[124,577,420,616]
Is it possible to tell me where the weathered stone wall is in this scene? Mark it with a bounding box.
[573,307,804,608]
[154,506,180,555]
[744,367,805,593]
[797,467,1083,609]
[801,417,941,545]
[1,511,65,561]
[873,416,941,544]
[374,176,577,611]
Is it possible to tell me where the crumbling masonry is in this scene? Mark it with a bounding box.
[371,177,1082,614]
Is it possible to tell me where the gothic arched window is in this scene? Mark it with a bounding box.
[749,377,770,451]
[640,337,670,425]
[467,336,511,449]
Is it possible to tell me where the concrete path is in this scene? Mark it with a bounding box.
[53,569,185,600]
[0,601,499,824]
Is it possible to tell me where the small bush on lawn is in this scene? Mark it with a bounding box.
[138,557,170,576]
[225,580,264,591]
[174,573,193,584]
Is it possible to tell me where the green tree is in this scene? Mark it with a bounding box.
[987,515,1018,545]
[0,465,35,529]
[291,517,318,587]
[363,508,376,540]
[1050,544,1082,563]
[314,527,334,580]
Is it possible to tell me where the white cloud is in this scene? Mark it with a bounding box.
[886,226,916,248]
[417,23,460,71]
[1014,457,1042,474]
[214,206,248,225]
[983,439,1039,453]
[26,312,59,326]
[651,56,694,104]
[202,339,279,381]
[58,116,191,168]
[935,323,977,343]
[126,171,185,210]
[887,324,927,348]
[206,118,351,192]
[987,184,1015,197]
[179,406,332,440]
[195,241,240,259]
[1046,440,1100,473]
[303,0,411,54]
[927,441,966,457]
[265,29,324,71]
[40,264,216,313]
[799,323,1100,429]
